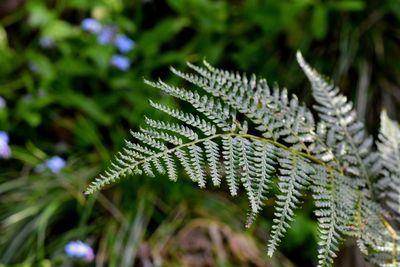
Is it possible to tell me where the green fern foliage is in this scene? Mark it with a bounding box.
[267,152,312,256]
[377,111,400,224]
[297,52,379,183]
[245,140,276,227]
[86,52,400,267]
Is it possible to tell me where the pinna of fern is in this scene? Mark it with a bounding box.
[85,52,400,267]
[377,111,400,225]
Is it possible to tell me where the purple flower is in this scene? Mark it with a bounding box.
[114,35,135,53]
[81,18,102,33]
[39,37,54,48]
[0,131,10,159]
[97,26,117,45]
[0,96,6,109]
[111,55,130,71]
[65,240,94,262]
[44,156,66,173]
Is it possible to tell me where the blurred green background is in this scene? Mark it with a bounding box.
[0,0,399,266]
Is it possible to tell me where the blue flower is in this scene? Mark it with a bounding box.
[44,156,66,173]
[0,96,6,109]
[39,37,54,48]
[114,34,135,53]
[65,240,94,262]
[97,26,117,45]
[0,131,10,159]
[81,18,102,33]
[111,55,130,71]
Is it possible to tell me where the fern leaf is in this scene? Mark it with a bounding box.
[142,161,155,177]
[267,152,313,256]
[172,62,316,152]
[175,148,198,183]
[311,166,360,267]
[188,144,207,188]
[130,130,167,151]
[125,140,155,155]
[86,55,400,267]
[203,62,313,146]
[146,78,236,131]
[222,136,239,196]
[144,117,198,140]
[297,52,378,185]
[236,137,258,213]
[149,100,216,136]
[204,139,221,186]
[312,167,342,267]
[140,128,183,146]
[377,110,400,223]
[163,152,178,181]
[356,196,395,263]
[151,157,165,174]
[245,140,276,227]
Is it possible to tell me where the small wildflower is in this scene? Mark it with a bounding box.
[44,156,66,174]
[65,240,94,262]
[110,55,130,71]
[114,35,135,53]
[39,36,54,48]
[97,26,117,45]
[81,18,102,33]
[0,131,10,159]
[0,96,6,109]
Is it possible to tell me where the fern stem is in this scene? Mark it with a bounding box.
[86,132,325,194]
[130,132,329,178]
[237,133,326,165]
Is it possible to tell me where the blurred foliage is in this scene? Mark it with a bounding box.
[0,0,399,266]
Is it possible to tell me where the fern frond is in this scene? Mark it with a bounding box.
[125,141,155,155]
[149,100,216,136]
[267,152,313,256]
[142,161,155,177]
[297,52,379,186]
[188,144,207,188]
[245,140,276,226]
[203,139,221,186]
[236,137,255,208]
[171,62,316,152]
[86,54,400,267]
[163,152,178,181]
[130,130,167,151]
[377,110,400,224]
[312,167,345,267]
[174,148,198,183]
[222,136,240,196]
[151,157,165,174]
[356,197,396,263]
[140,128,183,146]
[144,116,198,140]
[146,79,236,131]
